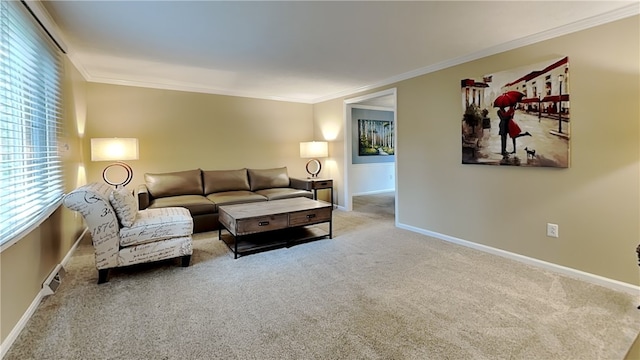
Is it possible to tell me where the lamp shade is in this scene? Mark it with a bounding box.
[91,138,139,161]
[299,141,328,159]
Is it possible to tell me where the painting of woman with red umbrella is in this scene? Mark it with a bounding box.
[460,56,570,167]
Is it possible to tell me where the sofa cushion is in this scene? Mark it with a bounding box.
[145,169,203,198]
[203,168,250,194]
[120,207,193,247]
[148,195,214,216]
[206,191,267,212]
[254,188,313,201]
[109,187,138,227]
[248,167,290,191]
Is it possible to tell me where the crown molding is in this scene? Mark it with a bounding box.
[64,51,92,80]
[22,0,68,52]
[311,2,640,104]
[85,74,316,103]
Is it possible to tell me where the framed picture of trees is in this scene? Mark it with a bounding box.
[358,119,394,156]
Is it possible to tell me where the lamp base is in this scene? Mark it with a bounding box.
[103,162,133,188]
[305,159,322,178]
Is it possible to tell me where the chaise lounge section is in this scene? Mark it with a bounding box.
[64,182,194,283]
[137,167,313,233]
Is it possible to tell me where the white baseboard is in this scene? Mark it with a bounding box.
[0,289,44,359]
[397,222,640,296]
[352,188,395,196]
[0,228,87,359]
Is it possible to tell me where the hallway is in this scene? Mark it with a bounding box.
[352,192,395,219]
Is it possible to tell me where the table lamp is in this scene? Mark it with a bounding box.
[299,141,328,178]
[91,138,139,187]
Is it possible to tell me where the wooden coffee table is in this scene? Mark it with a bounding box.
[218,197,332,258]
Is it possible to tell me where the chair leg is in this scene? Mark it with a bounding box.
[98,269,110,284]
[181,255,191,267]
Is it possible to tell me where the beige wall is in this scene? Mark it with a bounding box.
[1,57,87,344]
[84,84,315,189]
[315,16,640,285]
[313,99,345,201]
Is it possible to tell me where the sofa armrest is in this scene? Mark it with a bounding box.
[137,184,151,210]
[289,177,312,191]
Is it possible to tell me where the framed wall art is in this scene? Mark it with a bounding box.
[358,119,394,156]
[461,56,570,167]
[352,107,394,164]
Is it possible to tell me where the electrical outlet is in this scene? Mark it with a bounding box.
[547,223,559,238]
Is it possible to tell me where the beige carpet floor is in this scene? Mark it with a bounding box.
[5,193,640,359]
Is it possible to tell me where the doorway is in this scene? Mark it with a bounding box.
[343,88,397,223]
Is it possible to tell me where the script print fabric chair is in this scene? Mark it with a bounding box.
[63,182,193,283]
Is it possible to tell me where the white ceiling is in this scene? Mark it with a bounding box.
[41,1,638,104]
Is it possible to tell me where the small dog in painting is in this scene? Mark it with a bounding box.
[524,147,536,158]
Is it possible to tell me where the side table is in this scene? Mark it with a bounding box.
[308,178,333,208]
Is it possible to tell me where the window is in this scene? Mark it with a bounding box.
[0,1,63,248]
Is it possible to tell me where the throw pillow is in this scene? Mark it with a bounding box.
[109,187,138,227]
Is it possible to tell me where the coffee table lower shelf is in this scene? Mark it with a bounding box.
[219,225,330,258]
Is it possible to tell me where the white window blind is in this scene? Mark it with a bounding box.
[0,1,63,247]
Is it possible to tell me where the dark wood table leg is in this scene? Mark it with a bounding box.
[234,234,239,259]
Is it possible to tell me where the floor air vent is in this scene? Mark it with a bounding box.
[43,267,66,296]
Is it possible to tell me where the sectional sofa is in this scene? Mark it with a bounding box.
[137,167,313,233]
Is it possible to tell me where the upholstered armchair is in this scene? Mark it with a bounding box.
[63,182,193,283]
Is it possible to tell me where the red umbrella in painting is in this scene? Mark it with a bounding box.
[493,91,525,108]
